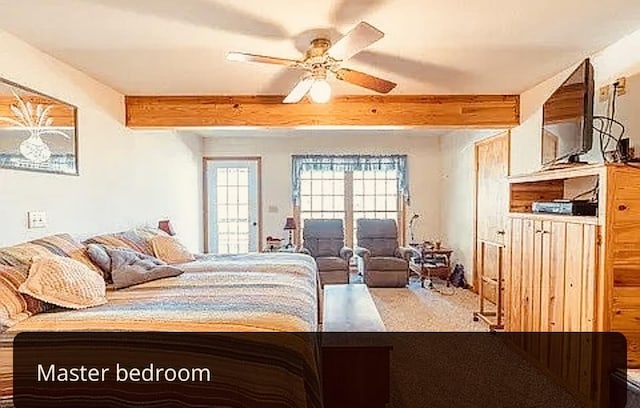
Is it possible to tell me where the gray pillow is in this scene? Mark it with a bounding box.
[86,244,112,280]
[104,247,183,289]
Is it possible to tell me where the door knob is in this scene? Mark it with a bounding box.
[252,222,257,226]
[496,230,506,235]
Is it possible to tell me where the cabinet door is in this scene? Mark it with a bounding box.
[505,217,523,332]
[548,221,567,332]
[506,219,597,330]
[505,217,536,332]
[563,223,598,331]
[521,218,536,332]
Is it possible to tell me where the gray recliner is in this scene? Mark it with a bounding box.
[301,219,353,286]
[355,219,414,287]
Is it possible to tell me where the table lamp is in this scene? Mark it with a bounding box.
[409,213,419,243]
[283,217,297,248]
[158,219,176,236]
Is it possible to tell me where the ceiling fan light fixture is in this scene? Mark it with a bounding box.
[309,79,332,104]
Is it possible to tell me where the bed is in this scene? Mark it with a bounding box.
[0,252,323,408]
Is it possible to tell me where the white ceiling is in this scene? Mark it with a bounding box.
[1,0,640,95]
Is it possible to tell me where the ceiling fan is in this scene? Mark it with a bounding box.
[226,21,397,104]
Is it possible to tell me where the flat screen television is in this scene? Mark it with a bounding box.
[541,59,595,166]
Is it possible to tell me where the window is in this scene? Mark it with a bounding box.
[352,170,398,241]
[299,170,346,234]
[298,168,402,246]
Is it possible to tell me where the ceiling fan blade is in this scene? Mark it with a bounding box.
[331,0,388,26]
[227,52,301,67]
[327,21,384,61]
[335,68,397,93]
[283,77,314,104]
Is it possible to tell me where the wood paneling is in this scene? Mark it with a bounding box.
[506,217,523,332]
[474,132,509,328]
[548,222,566,332]
[125,94,520,128]
[505,163,640,402]
[476,132,510,243]
[509,180,564,213]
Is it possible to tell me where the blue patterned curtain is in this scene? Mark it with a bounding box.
[291,154,409,204]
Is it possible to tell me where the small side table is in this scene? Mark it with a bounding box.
[410,245,454,289]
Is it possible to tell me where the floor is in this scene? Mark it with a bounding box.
[351,272,488,332]
[345,275,583,407]
[352,273,640,407]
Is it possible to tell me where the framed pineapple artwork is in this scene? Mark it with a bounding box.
[0,78,78,175]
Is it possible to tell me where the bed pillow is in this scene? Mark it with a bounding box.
[0,234,101,276]
[19,256,107,310]
[0,265,32,330]
[86,244,112,280]
[83,227,168,257]
[105,247,183,289]
[150,236,196,264]
[92,246,167,283]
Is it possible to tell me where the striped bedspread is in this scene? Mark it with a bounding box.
[0,252,321,408]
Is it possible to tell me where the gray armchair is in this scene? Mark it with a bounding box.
[301,219,353,286]
[355,219,413,287]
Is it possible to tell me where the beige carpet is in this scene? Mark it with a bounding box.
[354,273,488,332]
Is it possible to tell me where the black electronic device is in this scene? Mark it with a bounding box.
[541,59,595,166]
[532,200,598,216]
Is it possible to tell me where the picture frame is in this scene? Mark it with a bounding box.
[0,78,78,175]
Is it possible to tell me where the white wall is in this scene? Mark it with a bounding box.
[439,129,500,282]
[512,28,640,175]
[0,30,203,250]
[202,130,443,245]
[442,27,640,284]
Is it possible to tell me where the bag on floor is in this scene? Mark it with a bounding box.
[449,264,469,288]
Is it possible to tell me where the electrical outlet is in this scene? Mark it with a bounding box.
[614,77,627,96]
[598,85,610,103]
[27,211,47,229]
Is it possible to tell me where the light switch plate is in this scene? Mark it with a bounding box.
[27,211,47,229]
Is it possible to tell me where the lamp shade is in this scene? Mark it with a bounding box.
[158,220,176,236]
[283,217,297,230]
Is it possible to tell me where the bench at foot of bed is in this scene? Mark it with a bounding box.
[321,284,390,408]
[322,283,385,332]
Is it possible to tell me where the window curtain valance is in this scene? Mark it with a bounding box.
[291,154,409,204]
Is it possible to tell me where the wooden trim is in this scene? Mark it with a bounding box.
[202,156,263,253]
[508,163,609,183]
[344,173,354,247]
[473,142,480,292]
[400,199,407,246]
[293,205,301,246]
[125,94,520,128]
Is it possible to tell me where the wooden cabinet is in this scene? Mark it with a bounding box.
[504,163,640,406]
[506,217,598,332]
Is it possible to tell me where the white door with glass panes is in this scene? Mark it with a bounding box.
[206,160,259,254]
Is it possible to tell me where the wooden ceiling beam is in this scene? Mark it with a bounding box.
[125,94,520,128]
